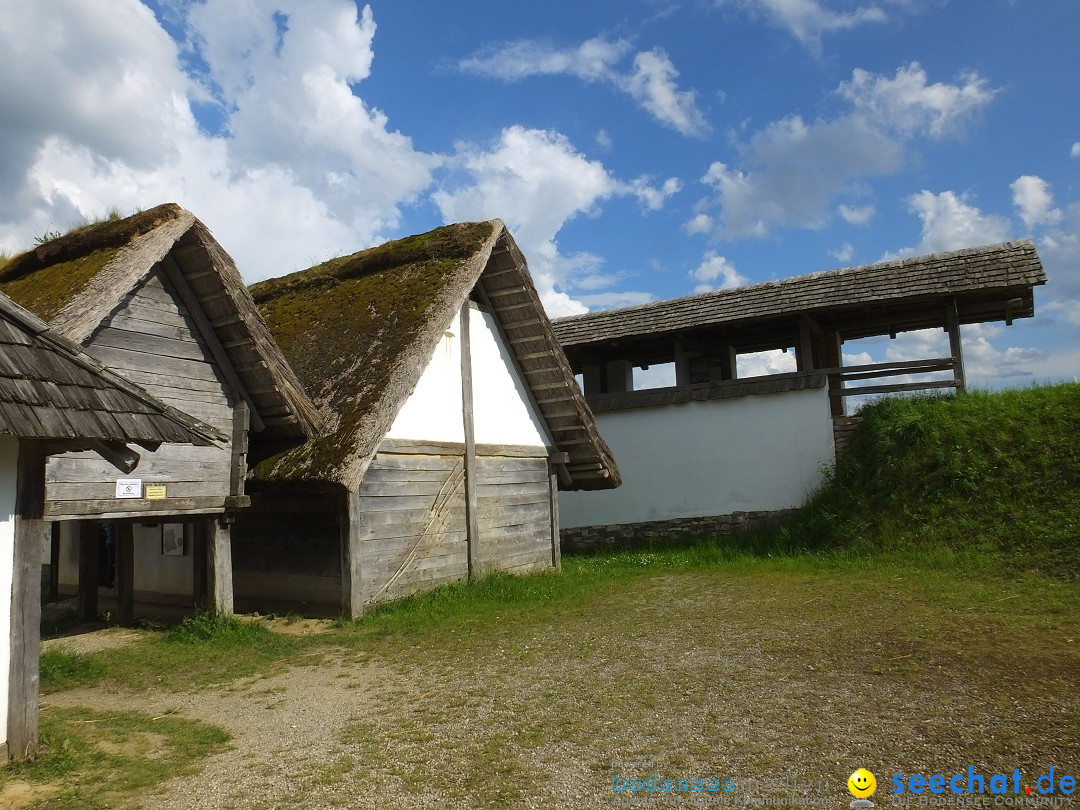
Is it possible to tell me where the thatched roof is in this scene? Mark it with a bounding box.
[0,290,224,445]
[553,240,1046,349]
[0,204,320,440]
[250,220,619,491]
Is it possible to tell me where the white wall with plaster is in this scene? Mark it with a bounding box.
[57,521,192,600]
[385,306,548,450]
[0,435,20,750]
[559,386,835,528]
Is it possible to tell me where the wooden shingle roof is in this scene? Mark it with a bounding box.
[553,240,1046,348]
[250,220,619,491]
[0,204,320,440]
[0,291,224,445]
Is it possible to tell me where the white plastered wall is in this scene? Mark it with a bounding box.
[56,521,192,599]
[559,386,835,528]
[385,307,548,449]
[0,435,20,750]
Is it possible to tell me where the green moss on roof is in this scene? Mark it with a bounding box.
[0,203,183,321]
[250,220,494,483]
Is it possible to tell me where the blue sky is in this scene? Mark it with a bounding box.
[1,0,1077,386]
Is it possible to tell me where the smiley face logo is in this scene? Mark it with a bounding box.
[848,769,877,799]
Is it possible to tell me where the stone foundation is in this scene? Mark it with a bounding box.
[560,509,799,554]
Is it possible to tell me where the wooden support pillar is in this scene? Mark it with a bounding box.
[8,440,47,761]
[207,518,234,616]
[824,330,845,417]
[115,523,135,626]
[460,301,480,580]
[77,520,99,622]
[797,318,816,372]
[716,345,737,381]
[548,453,568,571]
[946,300,967,394]
[340,490,364,619]
[604,359,633,393]
[581,364,603,396]
[674,340,693,387]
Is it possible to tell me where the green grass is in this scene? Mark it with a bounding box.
[0,706,229,809]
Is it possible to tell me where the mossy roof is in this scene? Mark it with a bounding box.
[249,221,498,487]
[0,203,320,440]
[0,204,184,322]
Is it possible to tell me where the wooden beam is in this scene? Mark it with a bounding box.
[823,330,844,418]
[548,465,561,570]
[946,299,967,394]
[230,402,249,498]
[115,523,135,626]
[160,255,266,432]
[8,440,47,761]
[77,520,99,622]
[460,301,480,580]
[340,490,364,619]
[207,518,234,616]
[48,523,60,603]
[838,379,959,397]
[797,318,815,372]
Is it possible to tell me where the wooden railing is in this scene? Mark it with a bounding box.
[824,357,960,398]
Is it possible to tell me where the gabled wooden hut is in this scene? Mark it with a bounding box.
[0,290,221,759]
[240,220,619,616]
[0,205,320,619]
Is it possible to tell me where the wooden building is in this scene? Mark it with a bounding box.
[0,290,221,759]
[0,205,319,619]
[551,241,1047,549]
[239,220,619,616]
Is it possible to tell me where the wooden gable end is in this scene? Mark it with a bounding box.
[44,265,244,520]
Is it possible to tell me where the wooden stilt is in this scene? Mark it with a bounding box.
[207,518,234,616]
[116,523,134,626]
[77,521,99,622]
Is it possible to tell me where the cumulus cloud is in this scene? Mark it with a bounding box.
[838,203,875,225]
[689,63,997,240]
[897,190,1011,256]
[460,37,709,136]
[0,0,437,279]
[1072,142,1080,158]
[715,0,887,50]
[433,126,664,316]
[830,242,855,263]
[690,251,747,292]
[1011,175,1062,230]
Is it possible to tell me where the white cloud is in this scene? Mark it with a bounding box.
[433,126,641,316]
[896,190,1011,256]
[1010,175,1062,230]
[715,0,888,49]
[737,349,797,377]
[0,0,438,280]
[691,251,747,292]
[1071,142,1080,158]
[620,49,710,136]
[830,242,855,263]
[595,129,613,150]
[460,37,709,136]
[685,213,714,235]
[838,203,875,225]
[840,63,996,139]
[629,176,682,211]
[690,63,996,239]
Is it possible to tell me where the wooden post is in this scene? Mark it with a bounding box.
[604,359,633,393]
[77,520,99,622]
[460,301,480,580]
[207,518,234,616]
[674,340,693,387]
[8,440,47,761]
[548,466,562,571]
[340,490,364,619]
[115,523,135,625]
[824,330,845,417]
[797,318,815,372]
[581,364,603,396]
[946,300,967,394]
[230,402,249,497]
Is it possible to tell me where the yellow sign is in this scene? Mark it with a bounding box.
[145,485,167,500]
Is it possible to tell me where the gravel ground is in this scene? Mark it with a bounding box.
[36,570,1080,809]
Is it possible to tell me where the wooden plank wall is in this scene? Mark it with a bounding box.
[359,450,551,604]
[45,268,234,518]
